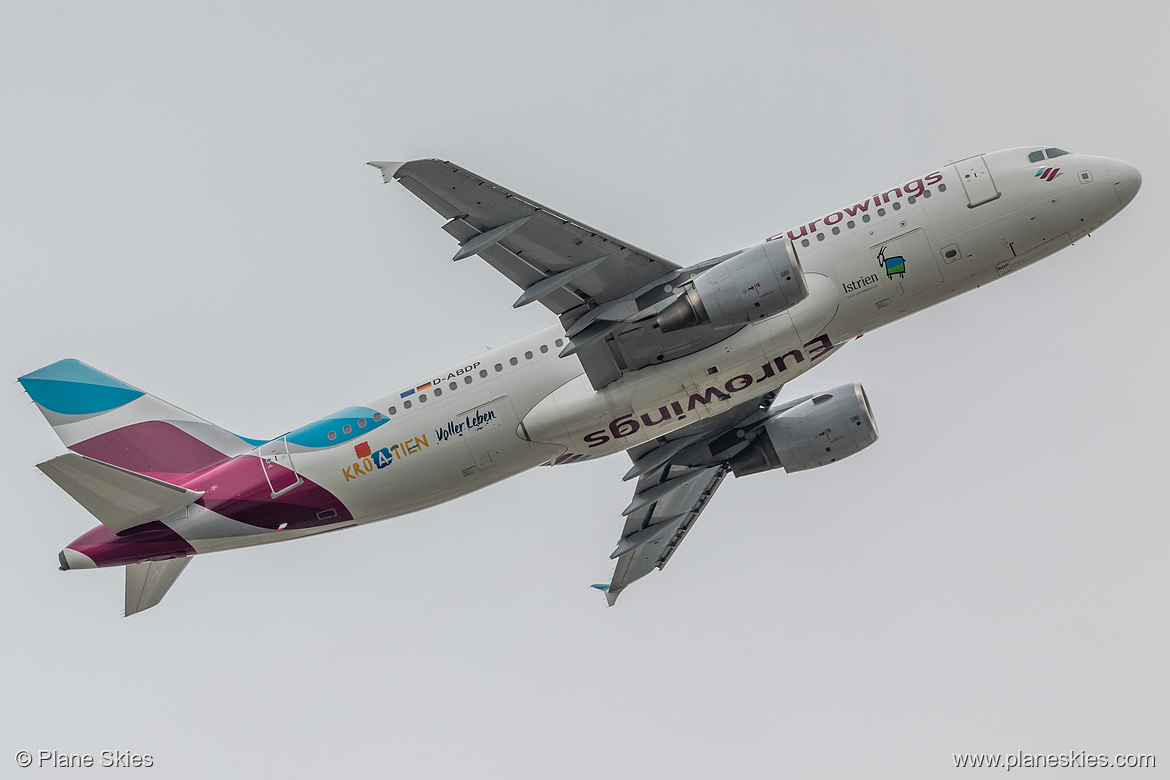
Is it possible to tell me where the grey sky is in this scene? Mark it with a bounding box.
[2,1,1165,777]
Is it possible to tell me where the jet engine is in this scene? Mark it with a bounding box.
[657,237,808,332]
[729,383,878,476]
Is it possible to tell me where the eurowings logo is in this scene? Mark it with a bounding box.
[1035,167,1062,181]
[582,334,836,448]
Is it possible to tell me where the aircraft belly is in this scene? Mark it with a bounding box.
[346,439,561,523]
[180,517,356,554]
[521,310,839,458]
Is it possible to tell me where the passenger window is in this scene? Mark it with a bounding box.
[342,424,352,434]
[1046,148,1069,158]
[328,431,337,440]
[1028,150,1045,163]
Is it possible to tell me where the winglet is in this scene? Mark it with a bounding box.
[367,161,405,183]
[590,583,610,591]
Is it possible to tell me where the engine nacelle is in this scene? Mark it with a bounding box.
[657,238,808,332]
[729,383,878,476]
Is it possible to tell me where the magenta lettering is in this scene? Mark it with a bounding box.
[687,386,731,411]
[725,374,753,393]
[804,333,834,361]
[843,199,871,217]
[774,350,805,372]
[640,406,672,427]
[583,430,610,448]
[609,414,640,439]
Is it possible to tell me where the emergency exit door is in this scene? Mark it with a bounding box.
[953,155,1001,207]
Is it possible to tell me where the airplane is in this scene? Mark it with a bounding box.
[19,146,1141,615]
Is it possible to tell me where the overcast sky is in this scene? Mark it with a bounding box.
[2,1,1165,777]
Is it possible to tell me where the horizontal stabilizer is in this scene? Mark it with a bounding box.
[125,558,191,616]
[37,453,204,535]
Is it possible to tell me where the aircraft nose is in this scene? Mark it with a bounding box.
[1110,160,1142,208]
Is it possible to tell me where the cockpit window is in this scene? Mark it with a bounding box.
[1045,148,1069,158]
[1028,150,1045,163]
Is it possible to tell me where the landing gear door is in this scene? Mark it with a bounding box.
[259,436,303,498]
[870,229,943,300]
[458,395,531,470]
[954,155,1001,207]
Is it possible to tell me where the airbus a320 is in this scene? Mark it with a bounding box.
[20,147,1141,614]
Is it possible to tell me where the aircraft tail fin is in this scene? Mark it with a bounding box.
[18,359,260,477]
[125,558,192,616]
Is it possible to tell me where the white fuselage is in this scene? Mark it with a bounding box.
[174,148,1137,554]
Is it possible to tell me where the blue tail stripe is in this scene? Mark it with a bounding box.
[18,359,145,415]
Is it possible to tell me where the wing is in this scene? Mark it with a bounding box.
[371,159,738,389]
[598,390,781,604]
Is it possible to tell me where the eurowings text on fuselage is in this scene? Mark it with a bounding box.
[20,146,1141,614]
